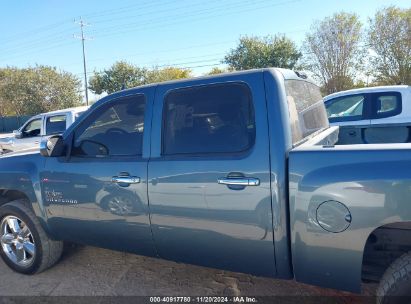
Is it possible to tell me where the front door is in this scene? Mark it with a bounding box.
[40,90,156,256]
[13,117,43,151]
[148,74,275,276]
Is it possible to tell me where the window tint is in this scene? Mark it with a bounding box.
[285,80,328,144]
[72,95,146,157]
[375,94,401,118]
[163,83,255,155]
[22,119,42,137]
[46,115,67,135]
[325,95,365,119]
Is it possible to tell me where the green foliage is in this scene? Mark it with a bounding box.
[89,62,192,94]
[145,66,192,84]
[303,12,365,94]
[0,66,82,117]
[368,6,411,85]
[223,35,301,70]
[205,67,233,75]
[89,61,147,94]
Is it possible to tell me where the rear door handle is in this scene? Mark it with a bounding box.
[217,177,260,186]
[112,176,141,184]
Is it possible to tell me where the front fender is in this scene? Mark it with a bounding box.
[0,151,49,230]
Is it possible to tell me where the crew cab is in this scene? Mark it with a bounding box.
[0,69,410,303]
[324,85,411,144]
[0,106,89,154]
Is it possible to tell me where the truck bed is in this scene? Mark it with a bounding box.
[288,127,411,292]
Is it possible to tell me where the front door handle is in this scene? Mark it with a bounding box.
[112,176,141,184]
[217,177,260,186]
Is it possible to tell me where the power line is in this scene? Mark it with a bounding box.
[2,0,292,57]
[0,40,78,63]
[61,49,229,68]
[1,19,72,45]
[89,0,221,26]
[0,0,300,62]
[0,0,307,70]
[72,62,224,77]
[80,0,168,20]
[94,0,292,38]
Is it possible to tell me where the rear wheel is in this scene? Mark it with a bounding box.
[377,251,411,304]
[0,199,63,274]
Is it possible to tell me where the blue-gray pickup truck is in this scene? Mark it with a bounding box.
[0,68,410,302]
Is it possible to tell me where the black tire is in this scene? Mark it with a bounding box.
[0,199,63,274]
[377,251,411,304]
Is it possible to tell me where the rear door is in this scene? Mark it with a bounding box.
[148,73,275,276]
[325,93,372,144]
[366,92,408,143]
[44,114,68,136]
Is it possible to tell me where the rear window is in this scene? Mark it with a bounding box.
[46,115,67,135]
[285,80,329,144]
[162,83,255,155]
[375,93,401,118]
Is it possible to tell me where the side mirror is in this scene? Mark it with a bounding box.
[13,130,22,139]
[40,135,65,157]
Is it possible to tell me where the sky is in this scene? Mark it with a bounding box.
[0,0,409,100]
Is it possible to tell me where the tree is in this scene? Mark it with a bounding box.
[223,35,301,70]
[205,67,233,75]
[302,12,364,94]
[145,67,192,84]
[0,66,82,116]
[368,6,411,85]
[89,61,147,94]
[89,62,192,94]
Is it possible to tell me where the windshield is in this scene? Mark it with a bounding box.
[285,79,329,145]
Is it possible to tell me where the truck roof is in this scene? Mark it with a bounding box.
[92,68,317,110]
[324,85,410,101]
[31,106,90,119]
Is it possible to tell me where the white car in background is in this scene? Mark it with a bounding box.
[324,85,411,144]
[0,106,89,154]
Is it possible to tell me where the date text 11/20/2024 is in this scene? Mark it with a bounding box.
[150,297,257,303]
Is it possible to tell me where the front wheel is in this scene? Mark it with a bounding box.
[0,199,63,274]
[377,251,411,304]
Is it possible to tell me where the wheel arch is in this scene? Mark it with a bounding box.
[362,221,411,283]
[0,188,50,236]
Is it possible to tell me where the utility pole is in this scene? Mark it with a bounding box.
[74,17,90,106]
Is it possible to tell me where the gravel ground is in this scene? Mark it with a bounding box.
[0,244,377,303]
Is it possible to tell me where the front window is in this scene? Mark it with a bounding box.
[325,94,365,121]
[21,118,42,137]
[285,80,329,144]
[72,94,146,157]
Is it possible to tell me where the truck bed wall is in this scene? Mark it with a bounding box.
[288,145,411,292]
[338,123,411,145]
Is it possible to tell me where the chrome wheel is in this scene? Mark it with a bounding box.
[107,196,134,216]
[0,215,35,267]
